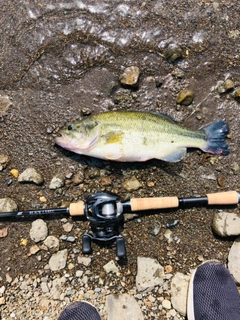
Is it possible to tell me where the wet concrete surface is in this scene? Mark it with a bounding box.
[0,0,240,294]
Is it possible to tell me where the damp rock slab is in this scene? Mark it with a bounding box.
[212,211,240,236]
[106,293,144,320]
[136,257,165,292]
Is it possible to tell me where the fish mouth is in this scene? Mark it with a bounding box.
[55,133,68,148]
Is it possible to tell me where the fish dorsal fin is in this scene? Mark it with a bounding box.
[160,148,187,162]
[151,112,177,123]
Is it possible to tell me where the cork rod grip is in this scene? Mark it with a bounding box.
[207,191,239,205]
[69,202,85,216]
[130,196,179,211]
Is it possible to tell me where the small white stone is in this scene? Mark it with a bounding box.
[103,260,119,274]
[162,299,171,310]
[77,256,91,266]
[30,219,48,243]
[49,249,68,271]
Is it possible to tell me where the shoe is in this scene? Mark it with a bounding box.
[187,260,240,320]
[57,301,102,320]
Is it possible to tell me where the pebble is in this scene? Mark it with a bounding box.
[164,229,173,243]
[10,169,19,178]
[72,171,84,185]
[166,219,179,229]
[122,176,142,192]
[106,293,144,320]
[217,79,234,93]
[49,174,65,189]
[60,235,76,242]
[234,88,240,102]
[0,198,18,212]
[62,222,73,233]
[49,249,68,271]
[170,272,190,316]
[162,299,171,310]
[30,219,48,242]
[43,236,60,252]
[77,256,92,267]
[0,95,12,117]
[103,260,119,274]
[176,89,194,106]
[119,66,140,87]
[136,257,164,292]
[212,211,240,237]
[165,44,183,62]
[0,154,10,171]
[18,167,44,185]
[228,236,240,283]
[149,222,161,236]
[0,227,8,238]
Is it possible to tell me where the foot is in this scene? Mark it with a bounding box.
[187,260,240,320]
[57,301,102,320]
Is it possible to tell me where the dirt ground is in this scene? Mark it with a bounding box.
[0,0,239,294]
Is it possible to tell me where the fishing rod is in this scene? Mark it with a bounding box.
[0,191,239,258]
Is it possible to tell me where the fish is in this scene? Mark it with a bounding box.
[55,110,229,162]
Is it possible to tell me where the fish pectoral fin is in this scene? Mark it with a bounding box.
[160,148,187,162]
[105,153,122,160]
[102,130,124,144]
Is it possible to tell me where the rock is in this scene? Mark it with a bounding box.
[30,219,48,242]
[0,227,8,238]
[228,236,240,283]
[50,277,66,299]
[0,95,12,117]
[60,235,76,242]
[119,66,140,87]
[18,167,44,185]
[103,260,119,274]
[49,174,65,189]
[62,222,73,232]
[217,79,234,93]
[164,229,173,243]
[162,299,171,310]
[10,169,19,178]
[136,257,164,292]
[106,293,144,320]
[176,89,194,106]
[29,245,40,255]
[212,211,240,236]
[217,81,226,94]
[72,171,84,185]
[49,249,68,271]
[43,236,59,252]
[234,88,240,102]
[0,297,6,305]
[77,256,92,267]
[165,44,183,62]
[122,176,142,192]
[0,154,10,171]
[224,79,234,91]
[0,198,18,212]
[149,222,161,236]
[171,272,190,316]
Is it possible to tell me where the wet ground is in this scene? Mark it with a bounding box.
[0,0,240,312]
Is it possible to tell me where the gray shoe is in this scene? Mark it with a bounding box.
[187,260,240,320]
[58,301,102,320]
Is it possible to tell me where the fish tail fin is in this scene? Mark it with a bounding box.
[202,120,229,155]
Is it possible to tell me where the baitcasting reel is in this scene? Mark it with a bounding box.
[81,192,127,258]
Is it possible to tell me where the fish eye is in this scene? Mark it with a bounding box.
[68,124,73,131]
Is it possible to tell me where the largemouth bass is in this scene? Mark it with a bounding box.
[55,111,229,162]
